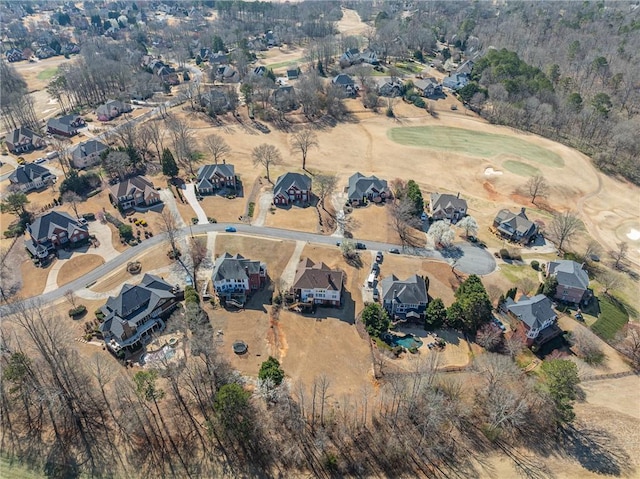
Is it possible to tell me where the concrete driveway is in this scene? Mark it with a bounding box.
[182,183,209,224]
[252,191,273,227]
[159,188,187,228]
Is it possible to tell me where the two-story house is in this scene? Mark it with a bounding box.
[212,253,267,305]
[380,274,429,321]
[347,172,391,206]
[505,294,561,347]
[291,258,344,306]
[332,74,357,97]
[6,127,46,154]
[413,77,442,97]
[546,260,591,305]
[493,208,538,244]
[71,139,109,169]
[9,164,56,193]
[96,99,132,121]
[46,114,85,137]
[196,164,236,195]
[430,192,468,222]
[25,210,89,260]
[273,172,312,206]
[108,176,160,210]
[99,274,180,354]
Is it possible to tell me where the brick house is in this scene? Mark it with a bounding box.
[196,164,236,194]
[25,210,89,260]
[546,260,591,305]
[347,172,391,206]
[211,253,267,305]
[108,176,160,210]
[273,172,312,206]
[96,99,132,121]
[429,192,468,222]
[46,114,85,137]
[5,127,46,154]
[505,294,561,347]
[291,258,344,306]
[493,208,538,244]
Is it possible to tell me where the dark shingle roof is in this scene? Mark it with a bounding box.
[27,210,87,243]
[100,274,175,340]
[273,172,312,198]
[506,294,556,330]
[430,193,467,215]
[547,260,589,290]
[212,253,264,282]
[108,176,156,200]
[9,163,54,185]
[8,127,42,146]
[347,172,389,201]
[71,139,108,161]
[292,258,344,291]
[380,274,428,304]
[332,74,354,86]
[46,114,82,134]
[495,208,536,237]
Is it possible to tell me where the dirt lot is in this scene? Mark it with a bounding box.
[57,254,105,287]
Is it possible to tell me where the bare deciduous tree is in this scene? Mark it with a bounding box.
[610,242,628,269]
[290,129,318,170]
[251,144,283,183]
[64,289,78,308]
[569,328,605,365]
[597,269,623,295]
[525,174,549,205]
[203,134,231,165]
[548,211,583,252]
[476,323,504,352]
[313,174,337,212]
[391,199,423,250]
[616,324,640,370]
[167,117,196,176]
[62,191,82,218]
[187,237,209,285]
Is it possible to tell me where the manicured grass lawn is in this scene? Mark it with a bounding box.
[265,58,303,70]
[36,67,58,80]
[387,126,565,167]
[502,160,541,177]
[499,263,540,285]
[591,295,629,340]
[394,62,423,74]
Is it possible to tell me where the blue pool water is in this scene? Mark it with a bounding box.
[390,334,423,349]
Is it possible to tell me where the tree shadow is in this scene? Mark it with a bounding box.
[557,425,633,476]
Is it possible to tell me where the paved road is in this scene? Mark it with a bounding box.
[0,222,495,315]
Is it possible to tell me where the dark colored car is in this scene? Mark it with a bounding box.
[355,242,366,250]
[389,248,400,254]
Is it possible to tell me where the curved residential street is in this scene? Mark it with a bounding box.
[0,221,496,316]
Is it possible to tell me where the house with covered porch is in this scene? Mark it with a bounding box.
[99,274,181,354]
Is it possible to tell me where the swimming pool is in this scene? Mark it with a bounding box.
[389,334,423,349]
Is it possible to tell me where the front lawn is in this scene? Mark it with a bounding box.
[591,295,629,340]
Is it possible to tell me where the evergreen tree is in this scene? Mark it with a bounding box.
[161,148,179,178]
[406,180,424,216]
[258,356,285,386]
[361,303,390,338]
[425,298,447,330]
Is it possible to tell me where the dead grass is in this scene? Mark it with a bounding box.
[90,244,175,293]
[214,234,296,279]
[19,258,51,298]
[263,205,319,233]
[58,254,105,287]
[199,195,247,223]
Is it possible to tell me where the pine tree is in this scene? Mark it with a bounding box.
[161,148,179,178]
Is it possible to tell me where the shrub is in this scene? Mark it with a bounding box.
[86,189,101,198]
[531,260,540,270]
[248,202,255,218]
[68,305,87,317]
[83,212,96,220]
[118,224,133,240]
[413,97,426,108]
[386,107,395,118]
[499,248,510,259]
[184,285,200,304]
[208,217,217,223]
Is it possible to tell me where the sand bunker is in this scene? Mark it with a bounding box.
[484,167,503,176]
[627,228,640,241]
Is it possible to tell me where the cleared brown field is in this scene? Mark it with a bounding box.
[214,234,296,279]
[58,254,105,287]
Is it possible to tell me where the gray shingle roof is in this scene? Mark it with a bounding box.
[332,74,354,86]
[9,163,54,185]
[547,260,589,290]
[506,294,556,330]
[46,114,82,135]
[197,164,235,186]
[71,139,108,162]
[380,274,428,305]
[100,274,176,340]
[212,253,264,282]
[27,210,86,243]
[347,172,389,201]
[273,172,311,198]
[494,208,536,237]
[430,193,467,216]
[108,176,156,200]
